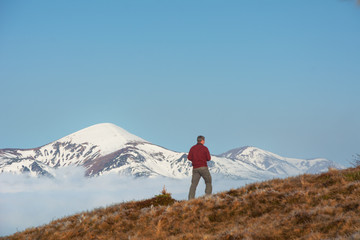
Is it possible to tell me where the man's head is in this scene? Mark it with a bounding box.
[197,135,205,144]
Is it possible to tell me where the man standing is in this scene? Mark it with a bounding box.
[187,135,212,200]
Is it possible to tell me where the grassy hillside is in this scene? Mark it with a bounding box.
[3,167,360,240]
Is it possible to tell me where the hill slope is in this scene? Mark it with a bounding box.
[5,166,360,240]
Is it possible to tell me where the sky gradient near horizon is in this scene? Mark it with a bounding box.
[1,0,359,166]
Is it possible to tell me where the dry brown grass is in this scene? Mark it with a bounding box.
[3,167,360,240]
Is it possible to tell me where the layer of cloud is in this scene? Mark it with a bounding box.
[0,167,250,237]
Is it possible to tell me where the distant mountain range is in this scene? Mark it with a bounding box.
[0,123,342,181]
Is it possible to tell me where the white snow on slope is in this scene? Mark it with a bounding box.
[220,146,341,176]
[57,123,147,156]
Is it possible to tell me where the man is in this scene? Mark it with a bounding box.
[187,135,212,200]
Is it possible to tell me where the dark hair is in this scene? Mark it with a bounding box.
[197,135,205,143]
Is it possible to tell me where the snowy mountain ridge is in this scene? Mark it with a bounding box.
[0,123,342,181]
[220,146,336,175]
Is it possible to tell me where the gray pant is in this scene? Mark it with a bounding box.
[188,167,212,200]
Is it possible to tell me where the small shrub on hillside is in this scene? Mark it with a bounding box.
[134,186,176,209]
[153,186,176,206]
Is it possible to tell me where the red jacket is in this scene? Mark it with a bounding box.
[188,143,211,168]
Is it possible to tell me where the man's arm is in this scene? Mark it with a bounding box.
[187,148,193,161]
[206,147,211,161]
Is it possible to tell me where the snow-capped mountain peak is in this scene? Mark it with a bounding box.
[58,123,147,156]
[220,146,282,160]
[219,146,341,175]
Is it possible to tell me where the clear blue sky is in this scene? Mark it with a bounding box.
[1,0,359,166]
